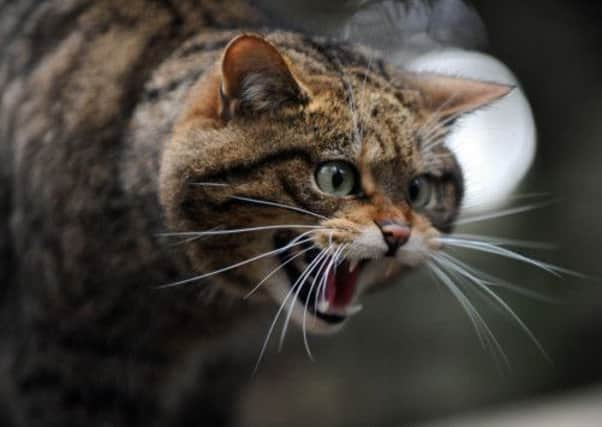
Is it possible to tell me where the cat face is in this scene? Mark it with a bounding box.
[160,33,511,333]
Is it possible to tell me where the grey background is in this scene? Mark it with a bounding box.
[237,2,602,426]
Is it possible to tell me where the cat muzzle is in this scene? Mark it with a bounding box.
[274,232,367,325]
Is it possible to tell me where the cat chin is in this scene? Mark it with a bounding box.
[301,314,348,335]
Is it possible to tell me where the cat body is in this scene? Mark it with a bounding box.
[0,1,508,425]
[1,2,265,425]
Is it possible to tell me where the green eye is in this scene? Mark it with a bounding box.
[408,176,433,208]
[315,161,357,197]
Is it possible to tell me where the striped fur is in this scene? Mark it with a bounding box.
[0,2,508,426]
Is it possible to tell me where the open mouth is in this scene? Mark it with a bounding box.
[274,232,366,325]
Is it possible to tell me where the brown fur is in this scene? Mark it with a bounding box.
[160,31,508,301]
[0,2,510,426]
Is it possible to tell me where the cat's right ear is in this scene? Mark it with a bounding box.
[218,34,308,120]
[187,34,308,123]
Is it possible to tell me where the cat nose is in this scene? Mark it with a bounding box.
[375,220,411,257]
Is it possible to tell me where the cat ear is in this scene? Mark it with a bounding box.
[402,73,514,118]
[218,34,308,120]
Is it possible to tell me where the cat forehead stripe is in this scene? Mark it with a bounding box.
[195,147,313,183]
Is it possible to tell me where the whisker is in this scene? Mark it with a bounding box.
[328,49,362,149]
[252,245,333,374]
[158,231,317,289]
[427,261,485,344]
[456,201,554,225]
[349,67,361,148]
[158,226,225,246]
[303,243,334,360]
[315,250,332,313]
[461,192,552,211]
[417,93,460,143]
[318,245,347,310]
[419,99,469,154]
[427,260,510,369]
[436,237,584,278]
[450,233,557,250]
[243,246,315,300]
[157,224,323,239]
[432,253,551,363]
[308,244,333,312]
[253,272,303,375]
[423,151,456,162]
[166,235,213,247]
[421,128,448,155]
[278,248,330,351]
[231,195,328,220]
[189,182,228,187]
[437,252,563,304]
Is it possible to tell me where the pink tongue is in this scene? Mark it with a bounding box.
[325,262,360,308]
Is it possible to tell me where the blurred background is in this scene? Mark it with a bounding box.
[236,1,602,426]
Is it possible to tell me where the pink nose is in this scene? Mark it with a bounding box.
[375,220,411,256]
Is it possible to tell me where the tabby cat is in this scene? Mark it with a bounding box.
[0,1,509,425]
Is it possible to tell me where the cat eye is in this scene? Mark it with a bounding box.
[408,176,434,208]
[315,161,358,197]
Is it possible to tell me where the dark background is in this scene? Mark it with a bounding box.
[237,2,602,426]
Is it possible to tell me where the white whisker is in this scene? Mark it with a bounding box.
[303,243,334,360]
[279,248,330,351]
[253,272,303,375]
[457,201,553,225]
[450,233,557,250]
[159,226,225,245]
[318,245,347,310]
[419,96,468,154]
[432,253,551,363]
[436,237,584,278]
[187,184,329,221]
[427,260,510,369]
[158,231,317,289]
[437,251,563,304]
[231,195,328,220]
[417,93,459,143]
[461,192,552,211]
[189,182,228,187]
[244,246,315,300]
[158,224,323,239]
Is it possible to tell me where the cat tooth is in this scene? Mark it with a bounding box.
[317,300,330,313]
[345,304,363,316]
[348,258,360,273]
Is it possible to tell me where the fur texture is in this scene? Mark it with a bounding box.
[0,1,509,425]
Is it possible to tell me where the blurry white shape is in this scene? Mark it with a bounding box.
[345,0,487,62]
[406,49,537,213]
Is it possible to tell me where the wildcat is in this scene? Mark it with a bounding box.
[0,1,509,426]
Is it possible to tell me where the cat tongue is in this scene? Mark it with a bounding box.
[325,261,360,308]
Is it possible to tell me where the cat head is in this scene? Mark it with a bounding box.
[160,33,511,333]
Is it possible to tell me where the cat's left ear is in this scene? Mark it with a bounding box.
[218,34,308,120]
[402,73,514,118]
